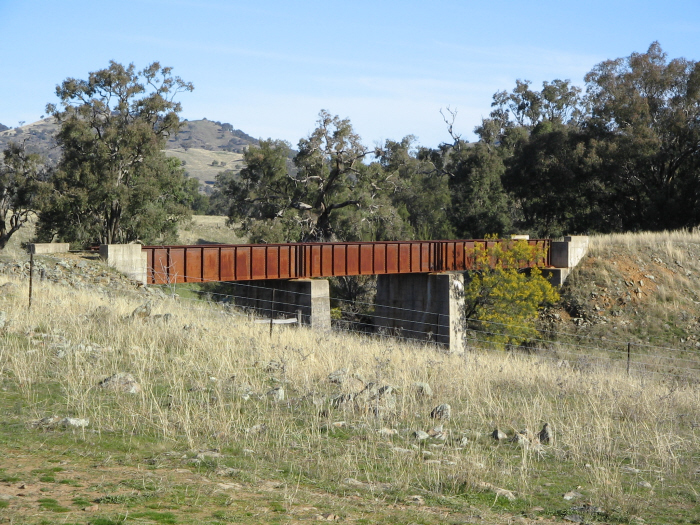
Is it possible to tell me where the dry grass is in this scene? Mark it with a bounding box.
[1,272,699,523]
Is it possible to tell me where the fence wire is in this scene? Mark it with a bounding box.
[145,269,700,383]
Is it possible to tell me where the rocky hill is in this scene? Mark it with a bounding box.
[0,117,260,191]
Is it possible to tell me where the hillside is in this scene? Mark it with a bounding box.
[0,117,260,191]
[0,230,699,524]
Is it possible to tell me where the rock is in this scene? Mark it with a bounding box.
[491,428,507,441]
[60,417,89,428]
[377,428,398,437]
[246,424,267,434]
[563,515,584,523]
[412,382,433,397]
[414,430,430,441]
[328,367,348,384]
[264,360,284,372]
[98,372,142,394]
[0,493,16,501]
[563,490,583,501]
[0,310,6,330]
[638,480,652,489]
[150,313,174,323]
[129,301,152,319]
[343,477,367,488]
[406,495,425,505]
[392,447,413,454]
[196,449,222,459]
[267,386,284,402]
[538,423,553,444]
[430,403,451,420]
[621,466,641,474]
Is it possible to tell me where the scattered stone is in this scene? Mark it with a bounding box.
[412,381,433,397]
[98,372,142,394]
[343,477,367,488]
[406,495,425,505]
[60,417,89,428]
[563,514,584,523]
[413,430,430,441]
[621,466,641,474]
[315,513,340,521]
[264,360,284,372]
[0,311,7,331]
[563,490,583,501]
[328,367,348,384]
[196,449,222,459]
[129,301,152,319]
[150,313,174,323]
[491,428,507,441]
[217,482,244,491]
[0,493,16,501]
[638,480,653,489]
[478,481,516,501]
[215,467,241,476]
[430,403,451,420]
[267,386,284,402]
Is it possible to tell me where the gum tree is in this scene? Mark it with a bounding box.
[37,61,194,246]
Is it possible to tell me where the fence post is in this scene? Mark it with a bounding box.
[627,342,631,376]
[28,252,34,310]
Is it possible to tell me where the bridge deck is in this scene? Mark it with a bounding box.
[143,239,551,285]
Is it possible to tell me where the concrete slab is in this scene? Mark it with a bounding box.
[28,243,70,255]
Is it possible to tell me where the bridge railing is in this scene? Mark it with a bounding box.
[142,239,551,285]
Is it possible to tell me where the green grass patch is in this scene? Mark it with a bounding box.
[130,511,177,523]
[38,497,70,512]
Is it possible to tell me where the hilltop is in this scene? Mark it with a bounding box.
[0,118,260,191]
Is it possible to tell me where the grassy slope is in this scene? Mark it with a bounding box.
[1,230,700,524]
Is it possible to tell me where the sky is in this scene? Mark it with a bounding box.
[1,0,699,148]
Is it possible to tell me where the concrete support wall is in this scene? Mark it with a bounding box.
[28,243,70,255]
[551,236,589,269]
[374,272,465,353]
[231,279,331,331]
[99,244,148,285]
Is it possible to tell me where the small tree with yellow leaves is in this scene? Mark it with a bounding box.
[464,239,559,348]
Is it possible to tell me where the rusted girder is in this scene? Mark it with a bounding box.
[142,239,551,285]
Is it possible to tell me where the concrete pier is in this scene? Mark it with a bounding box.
[374,272,465,353]
[231,278,331,331]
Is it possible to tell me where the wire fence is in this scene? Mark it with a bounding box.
[141,269,700,385]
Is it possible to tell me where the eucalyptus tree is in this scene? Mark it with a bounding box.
[37,61,195,246]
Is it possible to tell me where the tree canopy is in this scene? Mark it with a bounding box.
[0,142,50,249]
[36,61,195,246]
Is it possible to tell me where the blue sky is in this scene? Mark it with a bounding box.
[1,0,699,148]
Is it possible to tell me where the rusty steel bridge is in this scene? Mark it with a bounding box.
[142,239,551,285]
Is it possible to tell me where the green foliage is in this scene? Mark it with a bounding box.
[447,142,513,239]
[37,61,194,247]
[0,142,50,249]
[464,240,559,347]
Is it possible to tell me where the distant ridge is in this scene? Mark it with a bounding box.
[0,117,262,191]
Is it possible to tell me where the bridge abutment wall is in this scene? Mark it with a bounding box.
[374,272,465,353]
[100,244,147,285]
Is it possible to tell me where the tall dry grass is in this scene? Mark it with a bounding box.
[1,272,698,517]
